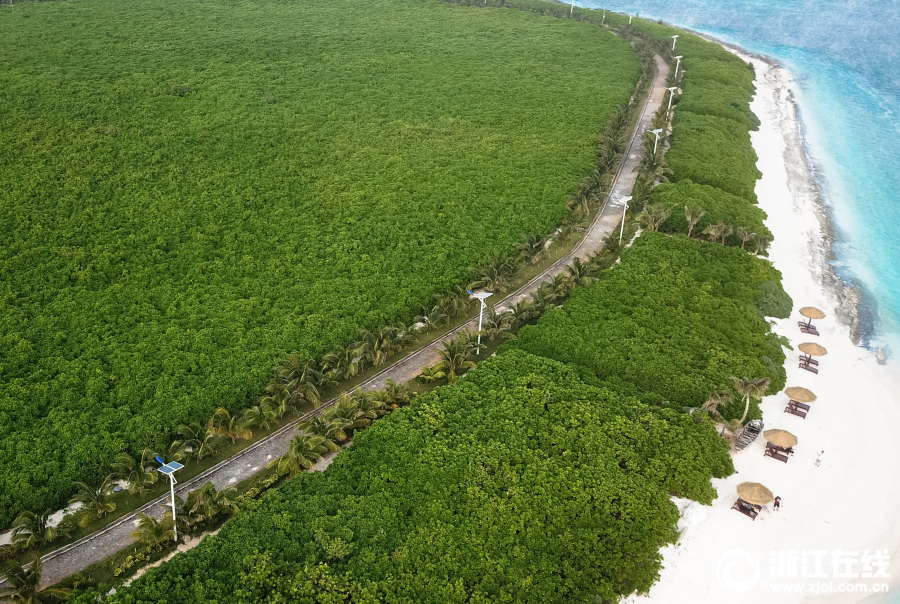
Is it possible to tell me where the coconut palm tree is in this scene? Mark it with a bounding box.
[684,206,705,238]
[130,513,175,549]
[171,494,205,533]
[753,234,771,255]
[480,308,515,342]
[296,415,341,449]
[469,254,516,293]
[194,482,239,518]
[418,364,446,383]
[383,379,414,408]
[10,510,67,548]
[508,300,538,326]
[437,337,477,384]
[325,392,376,435]
[566,188,595,219]
[565,257,597,287]
[258,380,299,419]
[268,434,334,479]
[702,221,733,245]
[110,450,159,497]
[736,228,756,250]
[278,355,322,407]
[208,407,252,444]
[638,204,673,232]
[321,344,362,381]
[529,283,556,312]
[174,422,221,461]
[0,555,71,603]
[414,306,449,333]
[355,326,400,367]
[70,478,116,527]
[434,285,473,319]
[515,234,548,266]
[730,376,772,424]
[241,404,277,432]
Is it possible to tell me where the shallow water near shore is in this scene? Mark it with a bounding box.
[578,0,900,354]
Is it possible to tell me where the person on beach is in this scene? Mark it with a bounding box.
[774,496,781,511]
[815,451,825,467]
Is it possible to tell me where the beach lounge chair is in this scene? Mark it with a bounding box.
[799,361,819,374]
[732,498,758,520]
[800,355,819,366]
[764,443,789,463]
[799,324,820,336]
[789,401,811,412]
[785,403,807,419]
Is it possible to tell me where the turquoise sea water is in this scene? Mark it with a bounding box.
[579,0,900,353]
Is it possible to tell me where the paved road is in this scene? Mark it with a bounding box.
[36,54,670,588]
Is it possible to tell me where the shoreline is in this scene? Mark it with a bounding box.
[624,41,900,604]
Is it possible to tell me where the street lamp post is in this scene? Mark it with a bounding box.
[670,34,679,51]
[667,86,678,111]
[467,290,493,355]
[614,195,633,245]
[156,458,184,540]
[601,9,605,25]
[648,128,663,154]
[673,55,683,79]
[629,14,633,24]
[569,0,574,16]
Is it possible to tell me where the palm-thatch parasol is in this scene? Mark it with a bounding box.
[799,306,826,326]
[798,342,828,357]
[763,429,798,448]
[784,386,817,403]
[736,482,774,506]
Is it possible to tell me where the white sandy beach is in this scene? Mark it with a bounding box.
[624,52,900,604]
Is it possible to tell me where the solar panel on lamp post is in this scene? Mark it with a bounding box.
[156,458,184,540]
[467,290,493,355]
[667,86,678,111]
[614,195,633,245]
[648,128,664,154]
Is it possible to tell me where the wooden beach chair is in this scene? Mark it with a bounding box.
[799,324,820,336]
[764,442,790,463]
[800,355,819,366]
[789,401,811,411]
[799,361,819,374]
[732,498,758,520]
[785,403,807,419]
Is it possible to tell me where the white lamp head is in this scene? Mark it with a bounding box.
[674,55,683,59]
[469,290,493,300]
[667,86,678,91]
[651,128,664,135]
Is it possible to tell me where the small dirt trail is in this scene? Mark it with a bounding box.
[35,54,670,588]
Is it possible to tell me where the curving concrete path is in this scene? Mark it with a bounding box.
[35,53,670,588]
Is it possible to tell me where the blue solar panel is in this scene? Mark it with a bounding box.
[158,461,184,475]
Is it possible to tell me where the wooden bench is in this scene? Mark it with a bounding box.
[732,498,758,520]
[799,362,819,374]
[785,403,807,419]
[765,442,790,463]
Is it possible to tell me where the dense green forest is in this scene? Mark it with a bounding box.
[508,233,789,421]
[73,351,733,604]
[0,0,639,523]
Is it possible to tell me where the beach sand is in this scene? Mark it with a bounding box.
[624,51,900,604]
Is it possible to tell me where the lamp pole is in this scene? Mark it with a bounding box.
[615,195,633,245]
[648,128,663,154]
[569,0,574,16]
[673,55,683,79]
[667,86,678,111]
[629,14,633,24]
[601,9,605,25]
[671,34,679,51]
[468,290,493,355]
[156,458,183,541]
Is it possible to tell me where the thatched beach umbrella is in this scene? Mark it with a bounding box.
[784,386,817,403]
[736,482,774,506]
[798,342,828,357]
[764,429,798,448]
[799,306,826,327]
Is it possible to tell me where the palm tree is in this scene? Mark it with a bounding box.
[414,306,449,332]
[241,404,277,432]
[515,234,548,266]
[418,364,446,383]
[0,555,71,603]
[565,257,597,287]
[529,283,556,312]
[637,204,673,232]
[434,285,473,319]
[469,254,516,293]
[10,510,67,548]
[110,450,159,496]
[325,392,376,435]
[130,513,175,549]
[70,478,116,527]
[322,344,363,381]
[508,300,538,326]
[195,482,239,518]
[480,308,515,341]
[730,376,772,424]
[736,228,756,250]
[172,494,205,533]
[278,355,322,407]
[685,206,705,238]
[383,379,414,408]
[355,326,401,367]
[702,221,733,244]
[437,337,477,384]
[174,422,221,461]
[566,188,595,219]
[753,234,771,255]
[268,434,334,479]
[208,407,252,444]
